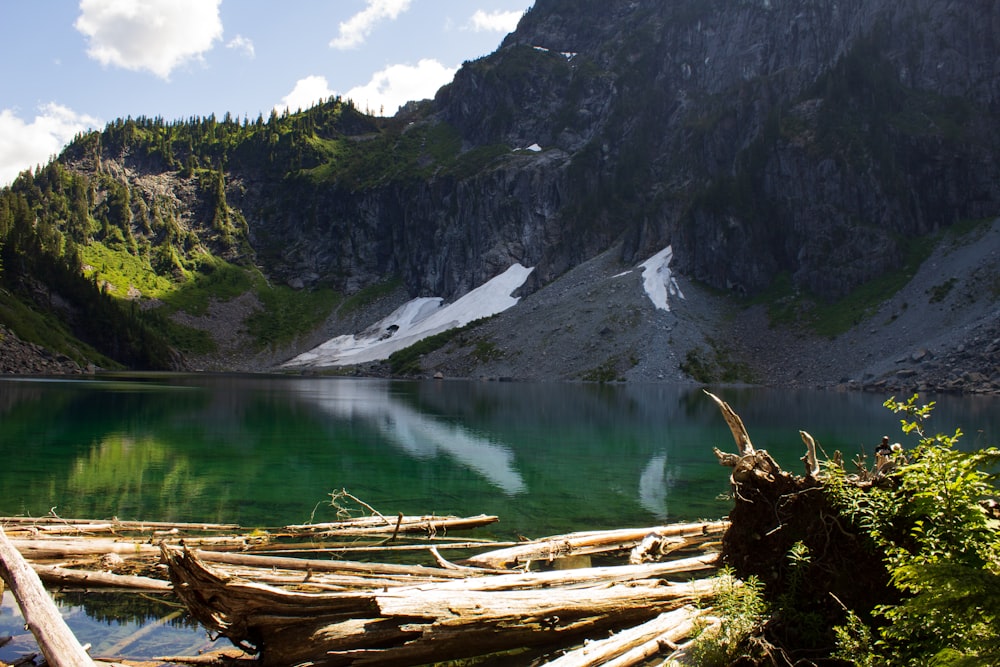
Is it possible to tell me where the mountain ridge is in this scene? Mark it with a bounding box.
[0,0,997,391]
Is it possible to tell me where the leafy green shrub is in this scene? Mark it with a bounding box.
[829,395,1000,666]
[689,571,768,666]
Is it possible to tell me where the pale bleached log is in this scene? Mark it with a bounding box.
[282,514,499,536]
[374,578,718,622]
[540,605,703,667]
[99,610,183,657]
[194,549,474,580]
[398,553,719,594]
[9,538,160,561]
[242,537,520,557]
[1,517,240,531]
[0,526,96,667]
[465,522,727,569]
[32,564,172,592]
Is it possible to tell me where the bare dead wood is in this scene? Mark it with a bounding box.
[704,391,754,455]
[281,513,499,537]
[31,564,171,592]
[0,526,96,667]
[153,650,253,666]
[465,522,727,570]
[193,549,476,580]
[162,545,724,667]
[540,606,703,667]
[800,430,821,478]
[1,517,240,532]
[397,554,719,593]
[254,539,521,556]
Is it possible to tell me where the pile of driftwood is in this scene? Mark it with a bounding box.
[0,512,726,667]
[0,391,811,667]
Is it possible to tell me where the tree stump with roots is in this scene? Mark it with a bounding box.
[706,391,897,655]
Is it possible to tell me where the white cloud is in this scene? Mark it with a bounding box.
[330,0,412,50]
[275,75,336,114]
[0,104,101,186]
[469,9,522,33]
[74,0,223,79]
[226,35,255,59]
[345,59,457,116]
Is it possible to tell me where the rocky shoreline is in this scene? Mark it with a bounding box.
[0,325,89,376]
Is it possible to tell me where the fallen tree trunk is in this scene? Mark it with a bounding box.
[162,541,723,667]
[282,514,499,537]
[31,563,172,592]
[0,526,96,667]
[465,521,727,570]
[540,605,704,667]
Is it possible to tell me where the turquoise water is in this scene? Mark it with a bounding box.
[1,375,997,660]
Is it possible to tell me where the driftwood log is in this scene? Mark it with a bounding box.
[161,544,719,667]
[465,521,727,570]
[0,526,96,667]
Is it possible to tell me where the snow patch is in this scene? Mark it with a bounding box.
[532,45,577,60]
[639,246,684,312]
[284,264,534,368]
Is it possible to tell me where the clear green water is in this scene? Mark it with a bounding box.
[1,375,997,660]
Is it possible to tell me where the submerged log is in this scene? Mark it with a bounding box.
[0,527,96,667]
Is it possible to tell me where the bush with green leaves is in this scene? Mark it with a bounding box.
[689,570,769,666]
[828,395,1000,666]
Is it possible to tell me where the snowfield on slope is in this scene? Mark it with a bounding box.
[284,246,683,369]
[284,264,535,368]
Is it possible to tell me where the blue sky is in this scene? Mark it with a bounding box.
[0,0,534,185]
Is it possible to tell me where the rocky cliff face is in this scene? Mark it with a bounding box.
[69,0,998,308]
[435,0,1000,300]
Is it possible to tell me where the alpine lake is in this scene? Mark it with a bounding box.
[1,374,998,661]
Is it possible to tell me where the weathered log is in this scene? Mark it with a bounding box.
[31,564,171,592]
[465,522,727,569]
[99,610,183,657]
[281,514,499,536]
[1,517,241,531]
[540,605,703,667]
[162,545,722,667]
[0,527,96,667]
[194,549,476,580]
[256,536,511,553]
[153,650,252,665]
[396,554,719,593]
[274,580,718,667]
